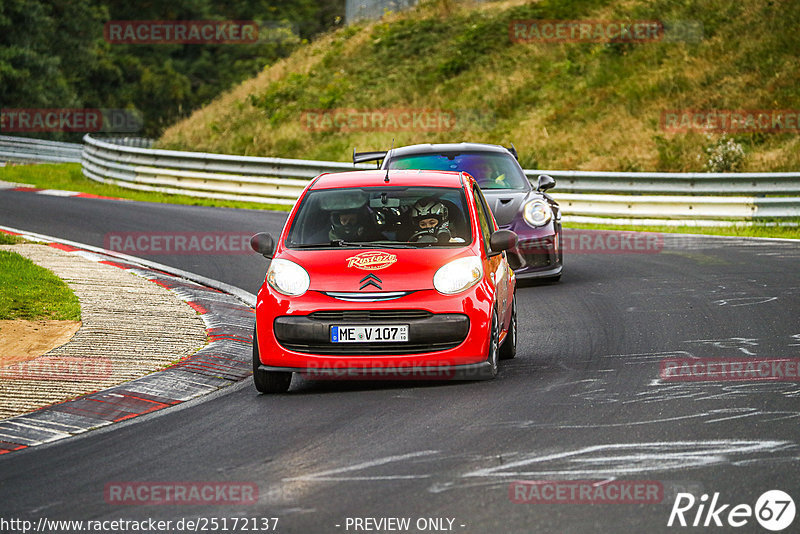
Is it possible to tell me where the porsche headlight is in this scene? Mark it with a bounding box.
[267,259,310,296]
[523,200,552,227]
[433,256,483,295]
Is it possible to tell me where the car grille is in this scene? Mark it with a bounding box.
[275,310,468,356]
[518,236,555,267]
[309,310,432,321]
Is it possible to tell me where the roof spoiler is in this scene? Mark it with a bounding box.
[507,142,518,160]
[353,149,388,166]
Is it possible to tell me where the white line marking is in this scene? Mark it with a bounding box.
[283,450,439,482]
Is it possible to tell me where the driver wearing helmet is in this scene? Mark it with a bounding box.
[319,191,379,242]
[408,198,453,243]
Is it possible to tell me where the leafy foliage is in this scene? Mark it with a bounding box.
[0,0,344,138]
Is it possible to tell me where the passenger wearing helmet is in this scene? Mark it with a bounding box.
[408,198,452,243]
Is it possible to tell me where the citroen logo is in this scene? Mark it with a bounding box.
[360,273,382,290]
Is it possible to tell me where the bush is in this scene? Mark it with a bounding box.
[699,134,746,172]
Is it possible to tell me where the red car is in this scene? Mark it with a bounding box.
[250,169,518,393]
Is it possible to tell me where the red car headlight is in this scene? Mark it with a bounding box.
[433,256,483,295]
[267,259,310,296]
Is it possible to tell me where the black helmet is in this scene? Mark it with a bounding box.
[330,210,361,239]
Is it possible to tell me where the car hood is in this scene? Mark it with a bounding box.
[277,247,472,292]
[483,190,538,226]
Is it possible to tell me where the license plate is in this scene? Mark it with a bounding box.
[331,325,409,343]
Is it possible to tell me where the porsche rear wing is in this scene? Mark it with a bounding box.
[352,144,518,165]
[353,149,387,166]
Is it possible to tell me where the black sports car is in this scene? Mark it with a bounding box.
[354,143,563,281]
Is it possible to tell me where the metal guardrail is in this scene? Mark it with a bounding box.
[81,134,370,205]
[529,169,800,195]
[78,135,800,223]
[0,135,83,164]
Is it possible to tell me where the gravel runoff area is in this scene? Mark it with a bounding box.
[0,243,208,419]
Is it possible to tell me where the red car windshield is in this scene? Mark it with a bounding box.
[387,152,529,190]
[286,186,473,248]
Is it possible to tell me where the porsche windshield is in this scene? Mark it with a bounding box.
[387,152,529,190]
[286,186,472,248]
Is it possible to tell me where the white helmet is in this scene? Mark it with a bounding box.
[411,198,448,224]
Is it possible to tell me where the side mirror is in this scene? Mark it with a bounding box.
[489,229,518,254]
[250,233,275,258]
[536,174,556,192]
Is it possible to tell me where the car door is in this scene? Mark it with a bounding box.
[471,184,509,321]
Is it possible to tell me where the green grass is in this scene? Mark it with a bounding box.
[564,222,800,239]
[159,0,800,172]
[0,233,26,245]
[0,163,292,212]
[0,250,81,320]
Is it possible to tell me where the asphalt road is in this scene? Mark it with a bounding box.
[1,190,799,534]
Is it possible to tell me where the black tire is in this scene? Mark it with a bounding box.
[499,295,517,360]
[252,325,292,393]
[486,310,499,378]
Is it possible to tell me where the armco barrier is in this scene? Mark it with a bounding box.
[80,135,799,224]
[0,135,83,164]
[5,134,798,224]
[81,134,369,205]
[534,169,800,195]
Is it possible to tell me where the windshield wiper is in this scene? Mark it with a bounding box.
[288,243,337,249]
[289,241,413,249]
[333,240,416,248]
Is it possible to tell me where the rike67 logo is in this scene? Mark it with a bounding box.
[668,490,795,531]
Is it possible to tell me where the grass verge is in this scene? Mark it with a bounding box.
[564,222,800,239]
[0,233,27,245]
[0,250,81,320]
[0,163,292,212]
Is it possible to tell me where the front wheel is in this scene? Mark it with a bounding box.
[499,295,517,360]
[486,310,499,378]
[252,325,292,393]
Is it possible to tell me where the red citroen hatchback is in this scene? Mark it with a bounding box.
[250,169,518,393]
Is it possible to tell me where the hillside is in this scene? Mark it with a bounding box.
[158,0,800,172]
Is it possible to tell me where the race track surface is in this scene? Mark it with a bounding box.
[1,191,799,533]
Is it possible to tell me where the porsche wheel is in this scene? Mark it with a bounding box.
[253,325,292,393]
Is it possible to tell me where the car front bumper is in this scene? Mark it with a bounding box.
[503,223,563,278]
[258,361,495,380]
[255,285,495,377]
